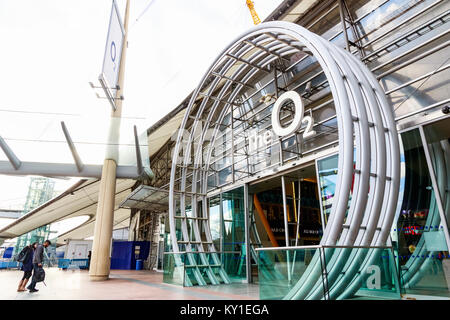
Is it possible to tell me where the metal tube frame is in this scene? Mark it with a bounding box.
[168,22,400,298]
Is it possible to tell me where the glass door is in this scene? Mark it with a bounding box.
[422,119,450,247]
[395,120,450,297]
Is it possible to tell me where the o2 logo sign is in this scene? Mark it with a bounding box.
[111,41,117,72]
[248,91,316,153]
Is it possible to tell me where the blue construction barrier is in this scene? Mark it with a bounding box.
[58,259,70,269]
[110,241,150,270]
[58,258,88,270]
[0,260,20,269]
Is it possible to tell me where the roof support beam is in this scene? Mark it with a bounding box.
[0,161,140,179]
[0,135,21,170]
[211,71,254,89]
[134,125,144,176]
[61,121,84,173]
[198,92,241,107]
[225,53,271,74]
[243,39,290,64]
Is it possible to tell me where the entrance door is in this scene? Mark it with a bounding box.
[207,187,248,283]
[393,119,450,298]
[249,163,323,249]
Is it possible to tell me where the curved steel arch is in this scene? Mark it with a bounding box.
[168,21,401,298]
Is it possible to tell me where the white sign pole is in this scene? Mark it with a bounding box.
[89,0,130,282]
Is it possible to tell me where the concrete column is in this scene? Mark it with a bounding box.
[89,0,130,282]
[89,159,117,281]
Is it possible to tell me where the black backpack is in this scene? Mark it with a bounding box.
[16,246,30,263]
[33,266,45,283]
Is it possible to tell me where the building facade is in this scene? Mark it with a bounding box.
[126,0,450,299]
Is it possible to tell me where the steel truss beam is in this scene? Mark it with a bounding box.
[0,161,142,179]
[0,135,21,170]
[61,121,84,173]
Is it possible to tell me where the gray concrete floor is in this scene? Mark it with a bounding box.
[0,268,259,300]
[2,267,447,300]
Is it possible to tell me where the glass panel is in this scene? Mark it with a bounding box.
[163,253,185,286]
[317,154,339,226]
[258,247,324,300]
[222,187,246,281]
[221,252,247,283]
[259,246,401,300]
[256,191,286,243]
[396,128,450,297]
[423,118,450,239]
[297,180,323,244]
[323,247,401,300]
[218,166,232,186]
[316,152,354,229]
[208,196,221,250]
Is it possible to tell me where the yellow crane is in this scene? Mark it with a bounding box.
[246,0,261,25]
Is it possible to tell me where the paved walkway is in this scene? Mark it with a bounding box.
[0,268,259,300]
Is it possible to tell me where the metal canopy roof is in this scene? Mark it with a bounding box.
[0,178,135,246]
[0,108,186,245]
[0,120,151,180]
[120,185,176,212]
[56,207,131,246]
[264,0,321,23]
[148,108,187,158]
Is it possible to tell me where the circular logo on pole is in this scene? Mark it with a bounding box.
[110,41,117,62]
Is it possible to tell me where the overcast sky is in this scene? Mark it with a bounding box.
[0,0,282,224]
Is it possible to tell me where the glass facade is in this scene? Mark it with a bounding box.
[394,126,450,297]
[156,0,450,300]
[258,246,401,300]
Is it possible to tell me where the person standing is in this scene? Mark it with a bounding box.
[87,250,91,270]
[17,242,36,292]
[27,240,51,293]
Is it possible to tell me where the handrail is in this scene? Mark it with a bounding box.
[163,251,241,255]
[255,244,392,251]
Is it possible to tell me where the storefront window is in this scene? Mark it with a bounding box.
[396,128,450,297]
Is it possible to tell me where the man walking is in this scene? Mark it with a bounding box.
[28,240,51,293]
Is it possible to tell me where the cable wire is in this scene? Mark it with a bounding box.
[2,137,148,147]
[131,0,156,29]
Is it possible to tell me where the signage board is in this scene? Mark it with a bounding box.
[99,0,125,111]
[248,90,316,154]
